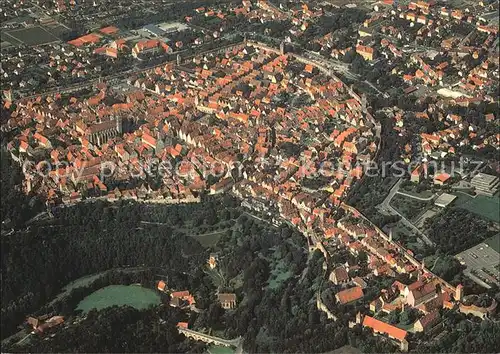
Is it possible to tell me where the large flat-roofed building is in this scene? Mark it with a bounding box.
[471,173,499,196]
[455,238,500,288]
[143,24,166,38]
[157,22,189,34]
[434,193,457,208]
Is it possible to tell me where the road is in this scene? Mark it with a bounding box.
[396,190,435,201]
[378,178,402,211]
[302,49,360,81]
[377,178,436,247]
[243,210,279,228]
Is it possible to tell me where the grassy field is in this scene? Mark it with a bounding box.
[207,345,235,354]
[2,34,23,46]
[76,285,160,313]
[6,26,59,46]
[452,193,500,223]
[189,231,225,248]
[267,259,293,290]
[484,235,500,254]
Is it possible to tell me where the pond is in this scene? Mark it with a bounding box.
[76,285,161,313]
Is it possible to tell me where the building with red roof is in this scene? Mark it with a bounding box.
[335,286,364,304]
[99,26,119,35]
[434,173,451,185]
[362,315,407,341]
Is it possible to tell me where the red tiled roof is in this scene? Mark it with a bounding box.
[100,26,119,35]
[434,173,450,182]
[363,316,407,341]
[336,286,363,304]
[417,310,440,329]
[177,322,189,329]
[157,280,167,291]
[171,290,190,298]
[68,33,101,46]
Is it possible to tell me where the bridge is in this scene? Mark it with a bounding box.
[178,327,242,348]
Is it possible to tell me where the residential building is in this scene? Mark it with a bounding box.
[358,313,408,351]
[330,266,349,285]
[414,311,440,332]
[335,286,364,304]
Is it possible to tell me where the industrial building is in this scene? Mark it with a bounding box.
[470,173,499,196]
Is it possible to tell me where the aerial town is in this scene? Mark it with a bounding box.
[1,0,499,353]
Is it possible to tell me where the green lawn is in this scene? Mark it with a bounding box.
[398,188,434,199]
[207,345,235,354]
[189,231,225,248]
[484,235,500,254]
[452,193,500,223]
[6,26,59,46]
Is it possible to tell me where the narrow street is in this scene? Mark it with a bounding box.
[377,179,436,247]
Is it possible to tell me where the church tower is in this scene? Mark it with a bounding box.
[455,284,464,302]
[361,94,368,113]
[116,116,122,134]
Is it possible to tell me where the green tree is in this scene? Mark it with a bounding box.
[388,309,400,324]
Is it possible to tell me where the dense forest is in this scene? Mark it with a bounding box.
[414,310,500,353]
[0,198,210,339]
[9,306,203,353]
[424,208,497,254]
[0,150,44,228]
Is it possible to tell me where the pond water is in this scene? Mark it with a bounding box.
[76,285,161,313]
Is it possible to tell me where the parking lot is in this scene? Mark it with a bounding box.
[456,242,500,287]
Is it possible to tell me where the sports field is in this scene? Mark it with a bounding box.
[5,26,59,46]
[452,193,500,223]
[76,285,161,313]
[484,235,500,254]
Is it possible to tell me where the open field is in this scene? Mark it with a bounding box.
[452,193,500,223]
[267,259,293,290]
[207,345,235,354]
[484,235,500,254]
[5,26,59,46]
[76,285,161,313]
[189,231,225,248]
[414,208,439,229]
